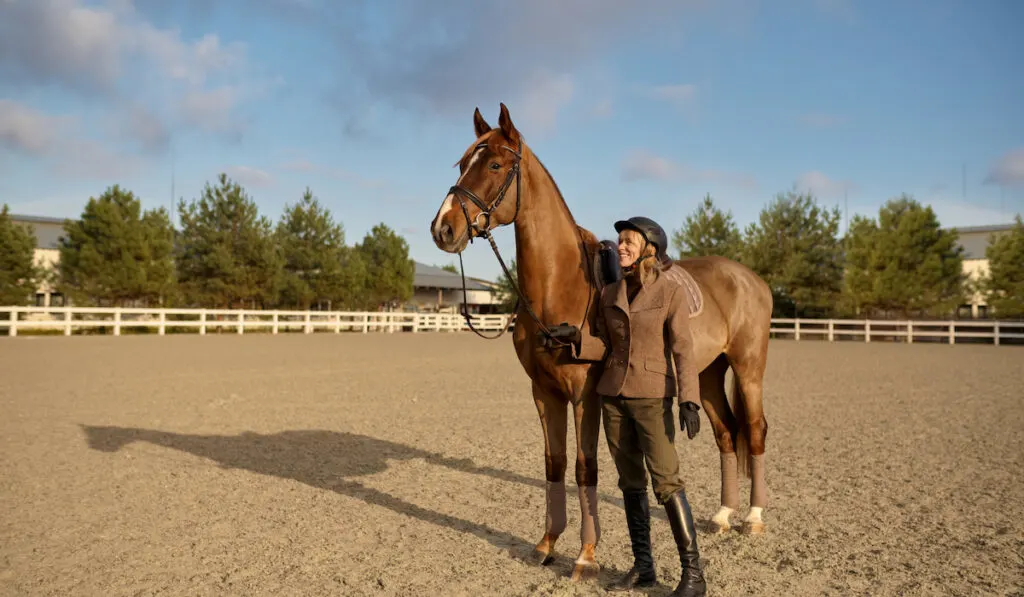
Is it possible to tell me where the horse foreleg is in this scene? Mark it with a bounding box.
[570,394,601,581]
[700,355,740,534]
[533,383,568,565]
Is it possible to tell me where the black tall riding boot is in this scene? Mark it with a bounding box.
[663,490,707,597]
[607,490,657,591]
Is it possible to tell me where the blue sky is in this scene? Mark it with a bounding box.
[1,0,1022,281]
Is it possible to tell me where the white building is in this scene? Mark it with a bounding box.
[951,223,1017,319]
[9,214,65,307]
[409,262,505,314]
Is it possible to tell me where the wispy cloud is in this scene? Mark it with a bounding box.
[223,165,274,188]
[280,157,388,190]
[0,100,71,155]
[983,148,1024,187]
[0,0,259,159]
[795,170,857,198]
[300,0,723,132]
[0,99,146,178]
[925,198,1017,228]
[621,149,756,188]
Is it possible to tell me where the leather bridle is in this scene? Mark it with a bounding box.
[447,138,593,347]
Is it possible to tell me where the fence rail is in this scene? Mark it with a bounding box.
[1,307,1022,345]
[769,318,1024,346]
[0,306,512,336]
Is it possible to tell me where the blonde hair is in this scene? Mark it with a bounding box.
[620,229,660,286]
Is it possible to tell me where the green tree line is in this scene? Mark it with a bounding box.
[2,179,1022,319]
[0,174,415,311]
[672,191,1024,319]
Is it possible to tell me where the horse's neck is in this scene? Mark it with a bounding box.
[513,150,591,321]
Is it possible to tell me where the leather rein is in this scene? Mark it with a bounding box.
[448,139,593,347]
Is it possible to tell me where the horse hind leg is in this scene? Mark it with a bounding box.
[569,394,601,582]
[532,383,569,565]
[699,354,741,534]
[727,349,769,535]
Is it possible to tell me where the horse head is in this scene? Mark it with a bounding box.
[430,103,525,253]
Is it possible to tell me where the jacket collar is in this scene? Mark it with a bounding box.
[604,273,665,314]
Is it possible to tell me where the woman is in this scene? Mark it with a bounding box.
[571,216,707,597]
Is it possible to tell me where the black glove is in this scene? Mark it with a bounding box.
[679,401,701,440]
[538,323,579,348]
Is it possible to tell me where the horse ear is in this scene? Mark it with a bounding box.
[498,102,521,145]
[473,108,491,138]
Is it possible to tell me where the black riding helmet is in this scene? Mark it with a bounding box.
[614,216,672,266]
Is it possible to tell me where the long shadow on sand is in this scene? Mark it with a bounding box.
[80,426,641,582]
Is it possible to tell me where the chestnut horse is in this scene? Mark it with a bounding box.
[429,104,773,581]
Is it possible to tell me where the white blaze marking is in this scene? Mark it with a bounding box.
[432,194,455,239]
[433,145,486,240]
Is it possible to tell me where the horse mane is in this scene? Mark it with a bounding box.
[529,150,598,247]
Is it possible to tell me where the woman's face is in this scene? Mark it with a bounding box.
[618,231,643,268]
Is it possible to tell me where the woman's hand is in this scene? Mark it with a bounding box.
[678,402,701,440]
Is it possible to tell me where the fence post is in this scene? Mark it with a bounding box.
[827,320,834,342]
[948,322,955,345]
[158,311,166,336]
[237,312,244,335]
[794,319,801,341]
[334,313,341,334]
[994,321,1000,346]
[272,312,279,335]
[113,308,121,336]
[8,307,17,336]
[362,313,369,333]
[412,313,419,333]
[907,321,913,344]
[304,311,312,334]
[200,310,207,335]
[64,309,72,336]
[865,320,871,343]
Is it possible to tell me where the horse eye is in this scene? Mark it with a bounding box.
[489,162,501,170]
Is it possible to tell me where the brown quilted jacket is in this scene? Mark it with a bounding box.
[573,264,700,406]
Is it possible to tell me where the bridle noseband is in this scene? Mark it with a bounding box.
[447,141,523,240]
[446,138,593,347]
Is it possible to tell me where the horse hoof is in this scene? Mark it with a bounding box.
[530,547,555,566]
[742,521,766,535]
[711,520,732,534]
[570,560,600,582]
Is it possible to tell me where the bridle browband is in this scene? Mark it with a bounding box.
[447,138,593,346]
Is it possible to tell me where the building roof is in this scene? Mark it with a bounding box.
[414,262,493,291]
[9,213,67,250]
[948,222,1017,260]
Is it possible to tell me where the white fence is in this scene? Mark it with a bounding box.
[0,306,512,336]
[770,318,1024,346]
[1,307,1022,345]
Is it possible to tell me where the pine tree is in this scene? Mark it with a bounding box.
[0,204,41,306]
[57,185,176,307]
[276,188,349,310]
[493,258,518,313]
[979,214,1024,318]
[741,189,845,317]
[355,223,414,309]
[175,173,283,308]
[842,195,965,318]
[672,194,744,260]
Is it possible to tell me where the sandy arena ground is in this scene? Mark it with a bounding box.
[1,332,1022,596]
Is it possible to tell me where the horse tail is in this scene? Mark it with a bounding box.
[729,369,751,479]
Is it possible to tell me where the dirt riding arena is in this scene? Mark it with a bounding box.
[1,333,1022,597]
